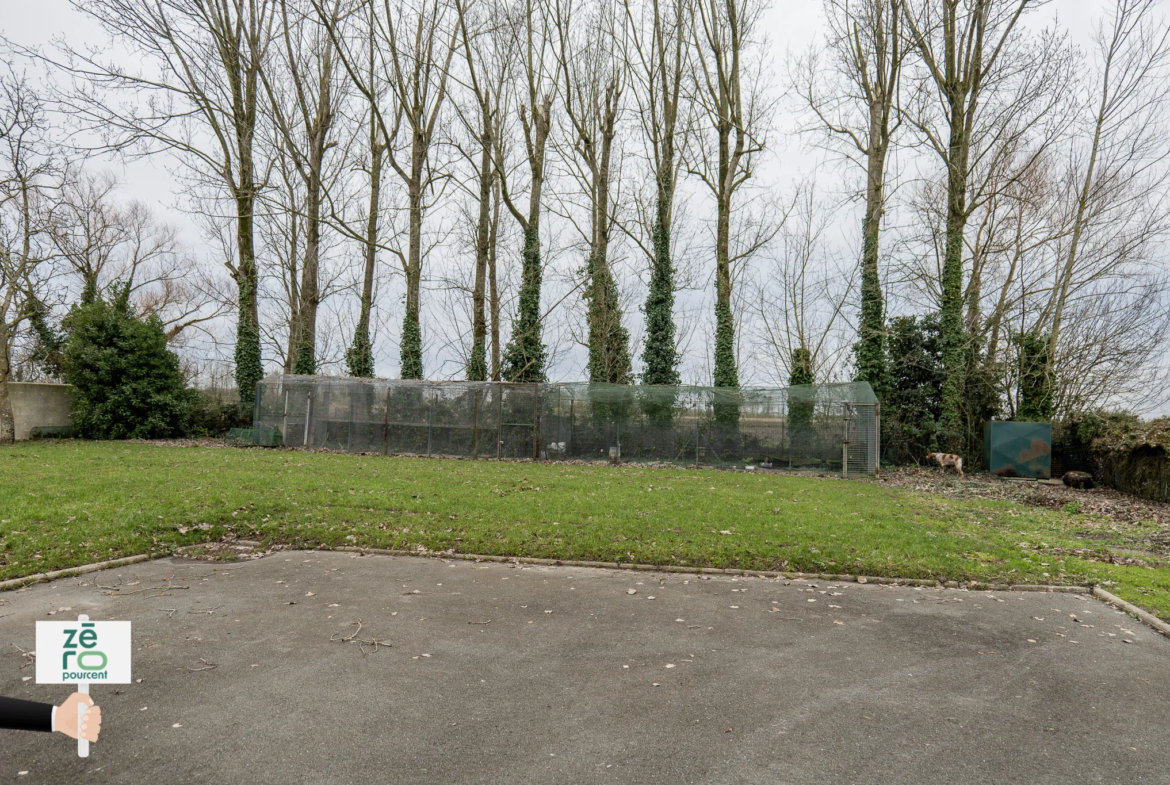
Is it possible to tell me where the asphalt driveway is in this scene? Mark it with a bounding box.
[1,551,1168,784]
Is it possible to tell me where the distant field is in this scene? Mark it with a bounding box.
[2,441,1168,621]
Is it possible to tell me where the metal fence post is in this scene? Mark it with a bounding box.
[533,384,540,460]
[304,392,313,448]
[281,388,289,445]
[473,388,480,459]
[497,383,503,460]
[842,403,850,479]
[874,403,881,476]
[427,386,435,456]
[251,380,263,445]
[383,386,392,455]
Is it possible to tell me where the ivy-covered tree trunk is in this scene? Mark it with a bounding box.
[293,157,323,376]
[400,178,425,380]
[502,99,552,384]
[467,108,493,382]
[583,88,630,386]
[502,225,547,382]
[586,252,631,384]
[1015,331,1054,421]
[938,113,970,449]
[642,168,679,386]
[346,114,384,379]
[787,345,815,460]
[854,98,890,399]
[712,110,738,395]
[234,190,263,406]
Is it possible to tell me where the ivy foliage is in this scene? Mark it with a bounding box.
[466,337,487,382]
[853,220,889,400]
[234,275,262,408]
[586,252,631,384]
[787,346,815,434]
[503,226,547,383]
[1014,331,1054,422]
[641,194,679,387]
[346,318,375,378]
[400,304,423,380]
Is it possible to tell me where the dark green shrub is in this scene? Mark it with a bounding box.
[62,296,192,439]
[883,314,944,463]
[189,390,250,437]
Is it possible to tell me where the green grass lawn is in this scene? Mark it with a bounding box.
[2,441,1168,621]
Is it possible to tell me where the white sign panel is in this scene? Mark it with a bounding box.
[35,620,132,685]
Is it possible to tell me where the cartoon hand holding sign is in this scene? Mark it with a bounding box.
[32,613,131,757]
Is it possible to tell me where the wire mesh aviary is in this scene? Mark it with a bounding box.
[252,376,879,475]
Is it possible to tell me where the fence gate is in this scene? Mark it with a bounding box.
[842,403,878,477]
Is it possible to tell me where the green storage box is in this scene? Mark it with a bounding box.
[983,421,1051,479]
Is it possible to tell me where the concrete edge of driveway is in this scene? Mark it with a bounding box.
[4,545,1168,640]
[0,553,151,592]
[325,544,1088,593]
[1092,587,1170,636]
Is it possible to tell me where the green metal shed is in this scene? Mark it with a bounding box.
[983,421,1052,479]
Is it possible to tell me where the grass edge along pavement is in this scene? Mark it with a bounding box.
[1,440,1168,624]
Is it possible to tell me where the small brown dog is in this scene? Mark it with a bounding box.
[925,452,964,476]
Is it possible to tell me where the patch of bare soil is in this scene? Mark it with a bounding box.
[878,467,1170,557]
[175,538,267,561]
[132,438,232,449]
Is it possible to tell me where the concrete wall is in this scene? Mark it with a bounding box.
[8,382,73,441]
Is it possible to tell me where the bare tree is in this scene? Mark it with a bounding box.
[752,182,856,385]
[0,68,59,443]
[792,0,904,398]
[902,0,1068,442]
[258,0,345,374]
[495,0,557,382]
[324,0,460,379]
[453,0,511,380]
[53,0,276,405]
[688,0,771,390]
[51,169,228,340]
[1045,0,1170,380]
[622,0,692,386]
[553,0,632,383]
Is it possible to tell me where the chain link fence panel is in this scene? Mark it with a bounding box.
[254,376,879,475]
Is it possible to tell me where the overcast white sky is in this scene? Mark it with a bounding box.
[4,0,1101,244]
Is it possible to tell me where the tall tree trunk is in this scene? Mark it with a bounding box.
[0,331,14,445]
[489,176,501,381]
[400,169,425,379]
[855,95,889,398]
[502,99,551,383]
[294,129,326,374]
[468,106,492,381]
[347,128,383,378]
[938,105,970,444]
[642,149,679,386]
[713,113,738,389]
[585,90,630,385]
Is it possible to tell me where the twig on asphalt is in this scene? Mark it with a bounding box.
[184,658,218,672]
[330,619,392,655]
[10,642,35,668]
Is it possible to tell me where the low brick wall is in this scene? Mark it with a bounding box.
[8,382,73,441]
